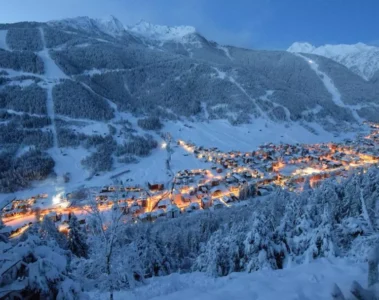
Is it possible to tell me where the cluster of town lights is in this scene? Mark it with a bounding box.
[2,122,379,236]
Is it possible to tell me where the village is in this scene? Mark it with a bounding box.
[1,122,379,238]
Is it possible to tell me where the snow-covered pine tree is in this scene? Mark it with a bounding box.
[1,225,86,299]
[0,217,8,243]
[68,213,89,258]
[305,205,336,261]
[40,215,68,249]
[243,212,280,272]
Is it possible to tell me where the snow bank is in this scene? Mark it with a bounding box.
[91,258,367,300]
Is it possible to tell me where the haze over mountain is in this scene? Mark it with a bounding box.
[1,15,378,193]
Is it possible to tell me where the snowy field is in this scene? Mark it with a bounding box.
[90,258,367,300]
[165,118,359,152]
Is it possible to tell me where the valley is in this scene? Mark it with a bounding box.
[2,122,379,238]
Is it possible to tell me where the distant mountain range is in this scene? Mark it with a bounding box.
[1,15,379,192]
[288,42,379,81]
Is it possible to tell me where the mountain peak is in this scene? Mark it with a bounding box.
[95,15,126,36]
[49,15,126,37]
[287,41,379,80]
[287,42,316,53]
[128,20,196,41]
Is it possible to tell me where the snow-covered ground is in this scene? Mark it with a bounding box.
[165,118,358,152]
[90,258,367,300]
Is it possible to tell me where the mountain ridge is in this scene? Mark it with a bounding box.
[288,41,379,80]
[1,16,379,193]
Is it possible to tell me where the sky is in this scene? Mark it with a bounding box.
[0,0,378,49]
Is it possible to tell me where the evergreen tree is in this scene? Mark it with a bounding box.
[68,213,89,258]
[0,217,8,243]
[40,215,68,249]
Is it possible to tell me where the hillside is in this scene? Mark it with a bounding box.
[0,16,378,195]
[288,41,379,81]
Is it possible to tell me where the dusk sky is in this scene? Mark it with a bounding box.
[0,0,378,49]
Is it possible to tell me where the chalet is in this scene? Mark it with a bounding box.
[211,179,220,186]
[173,191,183,203]
[158,198,171,209]
[196,191,204,199]
[148,182,164,191]
[257,188,271,196]
[101,186,111,193]
[130,202,142,214]
[230,193,239,201]
[138,212,151,222]
[182,193,191,202]
[221,196,233,203]
[190,202,200,210]
[210,187,224,198]
[228,185,240,194]
[213,199,224,209]
[166,204,181,218]
[201,197,212,209]
[151,209,166,219]
[137,197,148,208]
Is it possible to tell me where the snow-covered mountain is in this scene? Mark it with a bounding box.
[288,42,379,80]
[128,19,196,41]
[1,15,379,194]
[48,15,127,37]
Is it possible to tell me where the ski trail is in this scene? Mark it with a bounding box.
[295,53,362,123]
[201,102,210,120]
[0,30,10,51]
[38,27,70,178]
[217,44,233,61]
[38,28,68,79]
[228,75,271,120]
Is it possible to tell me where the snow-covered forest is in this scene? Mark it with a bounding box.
[1,166,379,299]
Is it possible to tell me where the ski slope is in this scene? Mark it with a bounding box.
[295,53,363,123]
[38,28,68,79]
[91,258,367,300]
[0,30,10,50]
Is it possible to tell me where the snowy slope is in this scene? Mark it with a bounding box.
[294,53,363,123]
[91,258,367,300]
[0,30,10,50]
[288,42,379,80]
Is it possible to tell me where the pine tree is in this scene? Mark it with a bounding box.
[0,217,8,243]
[40,215,68,249]
[68,213,89,258]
